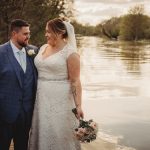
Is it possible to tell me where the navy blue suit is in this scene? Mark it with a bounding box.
[0,42,37,150]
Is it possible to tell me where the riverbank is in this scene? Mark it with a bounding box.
[9,137,135,150]
[9,139,115,150]
[81,138,115,150]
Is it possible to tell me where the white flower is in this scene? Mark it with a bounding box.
[89,121,97,130]
[27,49,36,56]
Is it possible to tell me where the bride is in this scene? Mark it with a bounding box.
[28,18,84,150]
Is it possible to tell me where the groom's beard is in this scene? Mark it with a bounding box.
[17,39,29,47]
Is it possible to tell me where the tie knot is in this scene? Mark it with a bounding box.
[18,50,24,55]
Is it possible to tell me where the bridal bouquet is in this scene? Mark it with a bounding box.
[72,108,98,143]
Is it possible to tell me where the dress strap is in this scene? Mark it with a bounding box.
[39,44,49,53]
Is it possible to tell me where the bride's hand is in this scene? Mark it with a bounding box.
[76,106,84,120]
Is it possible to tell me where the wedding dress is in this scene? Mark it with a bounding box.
[28,44,81,150]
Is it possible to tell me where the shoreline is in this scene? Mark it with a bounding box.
[81,137,136,150]
[81,138,116,150]
[10,137,135,150]
[9,139,115,150]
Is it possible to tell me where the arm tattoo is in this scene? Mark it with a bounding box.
[71,84,77,101]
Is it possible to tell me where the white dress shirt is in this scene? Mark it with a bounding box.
[10,40,27,72]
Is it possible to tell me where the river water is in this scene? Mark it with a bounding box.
[79,36,150,150]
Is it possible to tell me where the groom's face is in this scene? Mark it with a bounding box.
[13,26,30,47]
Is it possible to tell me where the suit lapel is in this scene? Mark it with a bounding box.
[6,42,37,89]
[25,47,37,88]
[6,42,23,88]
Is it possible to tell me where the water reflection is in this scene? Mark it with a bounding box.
[78,36,150,150]
[99,40,150,74]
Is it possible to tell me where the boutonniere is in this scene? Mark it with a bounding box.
[27,49,36,56]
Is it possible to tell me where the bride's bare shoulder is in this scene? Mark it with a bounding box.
[39,44,49,52]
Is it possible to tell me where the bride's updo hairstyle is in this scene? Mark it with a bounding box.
[47,18,68,39]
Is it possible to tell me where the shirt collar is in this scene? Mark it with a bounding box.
[10,40,26,53]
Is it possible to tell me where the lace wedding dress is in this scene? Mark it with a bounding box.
[28,44,81,150]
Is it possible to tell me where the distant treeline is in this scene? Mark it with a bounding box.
[72,4,150,41]
[0,2,150,44]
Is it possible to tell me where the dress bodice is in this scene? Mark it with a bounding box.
[34,44,77,81]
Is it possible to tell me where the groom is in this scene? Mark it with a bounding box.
[0,19,37,150]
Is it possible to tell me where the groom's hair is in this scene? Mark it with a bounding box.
[10,19,30,32]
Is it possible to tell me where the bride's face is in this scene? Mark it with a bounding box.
[45,25,63,47]
[45,25,55,46]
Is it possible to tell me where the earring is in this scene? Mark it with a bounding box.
[63,38,67,43]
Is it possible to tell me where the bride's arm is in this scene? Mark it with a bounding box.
[67,53,84,119]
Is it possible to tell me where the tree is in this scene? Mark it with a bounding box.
[0,0,26,42]
[128,4,144,15]
[120,4,149,41]
[0,0,70,44]
[101,17,120,39]
[144,16,150,39]
[71,20,100,36]
[23,0,68,45]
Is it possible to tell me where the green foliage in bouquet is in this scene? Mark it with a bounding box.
[72,108,98,143]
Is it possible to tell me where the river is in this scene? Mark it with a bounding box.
[79,36,150,150]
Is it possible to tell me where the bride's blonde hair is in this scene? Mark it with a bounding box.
[47,18,68,39]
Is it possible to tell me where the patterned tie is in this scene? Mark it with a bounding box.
[17,50,26,72]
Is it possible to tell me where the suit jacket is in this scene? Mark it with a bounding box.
[0,41,38,123]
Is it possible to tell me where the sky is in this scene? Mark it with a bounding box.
[74,0,150,25]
